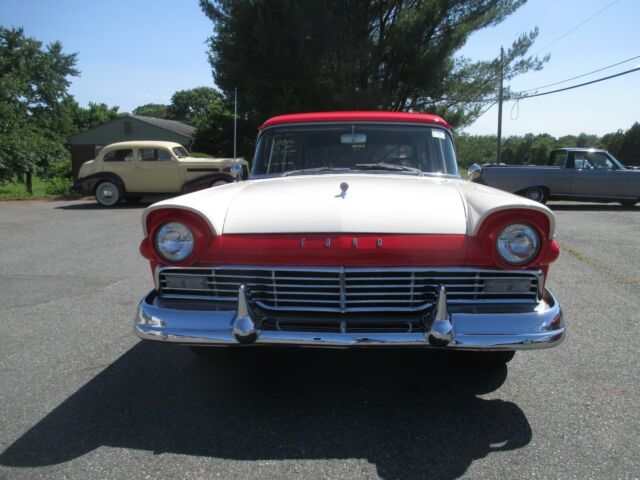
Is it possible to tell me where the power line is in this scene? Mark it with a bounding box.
[522,54,640,92]
[533,0,620,56]
[514,66,640,100]
[518,0,561,34]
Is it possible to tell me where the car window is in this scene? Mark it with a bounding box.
[574,158,591,169]
[253,124,458,176]
[549,150,567,167]
[587,152,615,170]
[103,149,133,162]
[574,152,615,170]
[139,148,173,161]
[172,147,189,158]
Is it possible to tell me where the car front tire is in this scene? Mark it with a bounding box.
[619,199,638,207]
[95,181,122,207]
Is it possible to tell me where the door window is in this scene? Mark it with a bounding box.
[103,149,133,162]
[139,149,173,161]
[574,152,615,170]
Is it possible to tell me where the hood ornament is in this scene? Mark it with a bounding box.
[337,182,349,199]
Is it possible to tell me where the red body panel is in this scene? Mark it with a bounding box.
[141,205,560,280]
[259,111,451,130]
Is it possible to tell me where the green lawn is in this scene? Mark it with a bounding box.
[0,177,74,200]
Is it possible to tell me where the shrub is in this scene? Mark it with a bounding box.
[45,177,72,196]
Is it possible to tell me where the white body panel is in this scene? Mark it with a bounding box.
[143,174,555,238]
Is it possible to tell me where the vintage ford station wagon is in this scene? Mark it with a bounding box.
[134,112,564,365]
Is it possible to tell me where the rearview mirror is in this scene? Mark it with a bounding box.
[341,133,367,144]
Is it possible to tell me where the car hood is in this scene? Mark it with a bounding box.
[143,174,555,238]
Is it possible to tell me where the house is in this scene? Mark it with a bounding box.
[68,114,195,179]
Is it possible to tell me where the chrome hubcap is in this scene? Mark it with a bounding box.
[527,189,542,201]
[97,183,118,205]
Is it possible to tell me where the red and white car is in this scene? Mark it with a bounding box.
[135,112,564,364]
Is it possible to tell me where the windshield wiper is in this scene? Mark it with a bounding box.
[282,167,352,177]
[354,163,424,176]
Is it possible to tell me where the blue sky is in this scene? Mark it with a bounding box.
[1,0,638,137]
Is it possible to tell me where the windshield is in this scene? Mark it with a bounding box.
[252,124,458,177]
[172,146,190,158]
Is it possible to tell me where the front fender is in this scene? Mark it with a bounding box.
[181,172,237,194]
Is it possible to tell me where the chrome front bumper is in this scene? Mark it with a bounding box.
[134,286,565,350]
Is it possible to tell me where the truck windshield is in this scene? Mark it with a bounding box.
[252,124,459,177]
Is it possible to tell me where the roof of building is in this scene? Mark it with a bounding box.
[259,111,451,130]
[129,115,195,137]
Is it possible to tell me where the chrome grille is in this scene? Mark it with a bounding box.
[157,266,542,312]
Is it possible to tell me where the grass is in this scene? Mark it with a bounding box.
[0,177,77,201]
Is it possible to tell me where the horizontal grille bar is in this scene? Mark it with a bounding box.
[157,266,541,313]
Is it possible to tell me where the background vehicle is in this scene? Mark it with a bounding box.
[469,148,640,206]
[70,141,249,206]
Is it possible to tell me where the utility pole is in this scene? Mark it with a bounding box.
[496,46,504,164]
[233,88,238,160]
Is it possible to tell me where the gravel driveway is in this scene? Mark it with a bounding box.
[0,199,638,479]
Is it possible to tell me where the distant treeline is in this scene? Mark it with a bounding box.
[455,122,640,169]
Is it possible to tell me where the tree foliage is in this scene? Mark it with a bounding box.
[131,87,236,156]
[455,122,640,169]
[200,0,546,130]
[0,27,79,189]
[168,86,224,123]
[132,103,169,119]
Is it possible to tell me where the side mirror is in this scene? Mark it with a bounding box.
[468,163,482,180]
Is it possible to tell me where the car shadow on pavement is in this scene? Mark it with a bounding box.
[0,343,531,479]
[55,201,153,210]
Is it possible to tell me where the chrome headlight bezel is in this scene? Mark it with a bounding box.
[468,163,482,180]
[496,223,540,265]
[154,221,195,262]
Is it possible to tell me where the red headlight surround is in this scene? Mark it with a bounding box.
[477,209,552,269]
[142,208,214,266]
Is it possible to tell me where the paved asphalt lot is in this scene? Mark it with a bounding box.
[0,198,638,479]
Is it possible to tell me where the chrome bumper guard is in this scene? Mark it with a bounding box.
[134,285,565,350]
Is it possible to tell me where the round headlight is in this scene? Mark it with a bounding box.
[155,222,194,262]
[496,223,540,265]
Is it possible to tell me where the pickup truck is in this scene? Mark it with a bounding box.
[469,148,640,206]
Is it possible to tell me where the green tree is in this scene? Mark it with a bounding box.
[71,100,120,132]
[168,87,224,123]
[600,129,625,159]
[0,27,78,192]
[200,0,546,131]
[618,122,640,166]
[132,103,170,118]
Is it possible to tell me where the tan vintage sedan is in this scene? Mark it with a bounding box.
[70,141,249,206]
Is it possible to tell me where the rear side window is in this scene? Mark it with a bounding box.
[549,150,567,167]
[139,148,173,161]
[103,149,133,162]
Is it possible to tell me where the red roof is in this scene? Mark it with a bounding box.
[259,111,451,130]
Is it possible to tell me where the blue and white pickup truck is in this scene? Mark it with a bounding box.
[469,148,640,206]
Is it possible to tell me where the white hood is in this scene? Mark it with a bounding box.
[143,174,555,238]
